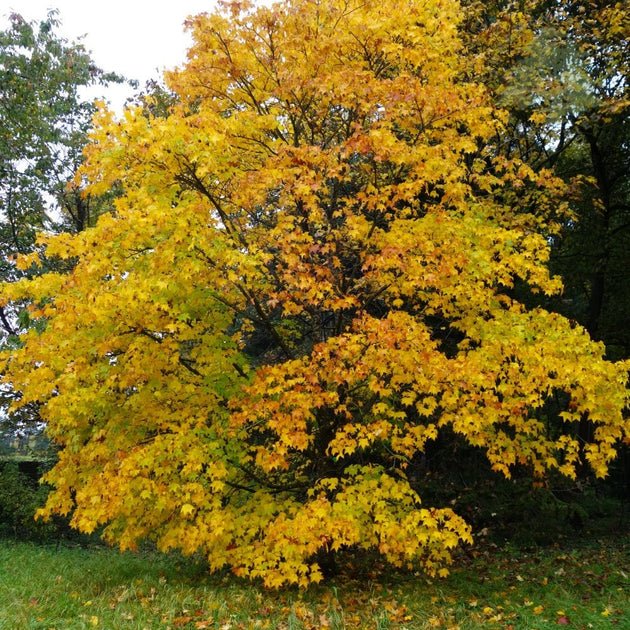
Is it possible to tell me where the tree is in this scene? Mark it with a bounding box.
[0,11,123,437]
[1,0,628,587]
[0,10,123,257]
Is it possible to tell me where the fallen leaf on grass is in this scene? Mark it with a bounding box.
[557,615,570,625]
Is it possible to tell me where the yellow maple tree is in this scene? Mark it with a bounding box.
[1,0,628,587]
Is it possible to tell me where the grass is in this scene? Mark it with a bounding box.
[0,531,628,629]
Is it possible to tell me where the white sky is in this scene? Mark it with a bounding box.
[1,0,219,110]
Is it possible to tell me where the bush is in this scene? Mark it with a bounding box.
[0,460,100,544]
[0,461,51,540]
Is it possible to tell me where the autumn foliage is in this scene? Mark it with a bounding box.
[1,0,629,587]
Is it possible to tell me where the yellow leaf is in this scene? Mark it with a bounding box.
[180,504,195,517]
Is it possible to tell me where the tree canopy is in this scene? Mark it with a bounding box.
[0,10,122,266]
[1,0,628,587]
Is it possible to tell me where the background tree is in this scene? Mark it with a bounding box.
[1,0,628,587]
[461,0,630,357]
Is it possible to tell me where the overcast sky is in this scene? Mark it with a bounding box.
[2,1,219,110]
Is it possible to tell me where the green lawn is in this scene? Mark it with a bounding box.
[0,534,628,629]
